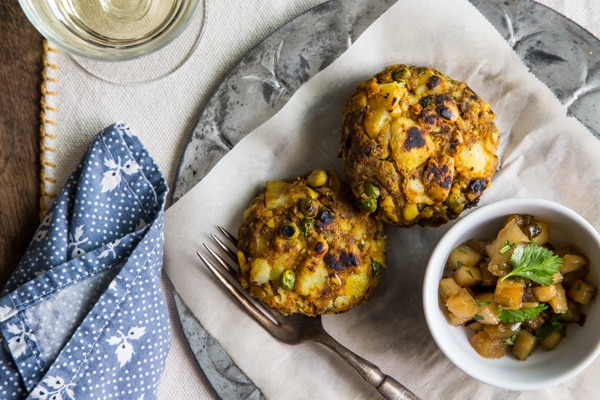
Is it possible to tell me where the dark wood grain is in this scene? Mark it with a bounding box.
[0,1,44,286]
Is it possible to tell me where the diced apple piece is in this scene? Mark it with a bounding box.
[445,288,478,320]
[528,220,550,245]
[521,301,540,309]
[549,283,568,314]
[466,321,483,332]
[448,312,471,326]
[439,277,461,302]
[474,293,500,325]
[487,261,512,278]
[494,279,525,310]
[551,271,563,284]
[470,331,508,359]
[447,244,483,269]
[560,254,588,275]
[540,331,563,351]
[512,330,537,360]
[532,284,557,302]
[567,278,597,306]
[561,300,581,322]
[454,265,482,287]
[486,218,529,276]
[484,322,521,341]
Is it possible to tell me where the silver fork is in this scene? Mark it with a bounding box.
[197,226,420,400]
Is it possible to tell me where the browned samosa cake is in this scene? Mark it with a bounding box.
[340,64,500,227]
[237,169,386,316]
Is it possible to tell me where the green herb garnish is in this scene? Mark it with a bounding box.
[498,304,547,323]
[476,300,491,307]
[499,240,514,254]
[505,335,517,345]
[501,242,562,285]
[536,315,563,340]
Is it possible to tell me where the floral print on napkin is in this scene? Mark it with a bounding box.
[0,123,169,400]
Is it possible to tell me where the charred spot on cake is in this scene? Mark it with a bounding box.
[404,127,427,151]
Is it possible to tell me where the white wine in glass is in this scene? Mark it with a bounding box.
[20,0,206,84]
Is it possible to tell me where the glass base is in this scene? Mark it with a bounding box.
[70,0,206,85]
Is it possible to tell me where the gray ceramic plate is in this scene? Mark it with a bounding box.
[172,0,600,397]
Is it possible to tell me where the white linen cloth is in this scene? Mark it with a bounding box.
[38,0,600,399]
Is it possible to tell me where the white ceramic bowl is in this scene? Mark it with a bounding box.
[423,198,600,391]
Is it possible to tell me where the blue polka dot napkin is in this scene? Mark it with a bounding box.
[0,123,170,399]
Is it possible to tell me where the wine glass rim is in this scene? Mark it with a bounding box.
[19,0,205,61]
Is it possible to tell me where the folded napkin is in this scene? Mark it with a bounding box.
[0,123,169,399]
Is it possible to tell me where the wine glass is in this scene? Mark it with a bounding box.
[19,0,207,84]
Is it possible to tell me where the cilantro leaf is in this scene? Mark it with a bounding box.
[498,304,547,323]
[501,242,562,285]
[536,315,563,340]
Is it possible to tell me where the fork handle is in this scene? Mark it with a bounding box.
[316,333,420,400]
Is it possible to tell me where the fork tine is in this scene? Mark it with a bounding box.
[209,233,238,264]
[203,241,237,278]
[207,233,288,320]
[196,250,280,331]
[201,228,297,332]
[217,225,238,247]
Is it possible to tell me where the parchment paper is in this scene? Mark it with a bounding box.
[163,0,600,398]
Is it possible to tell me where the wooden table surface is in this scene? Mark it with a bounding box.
[0,0,44,286]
